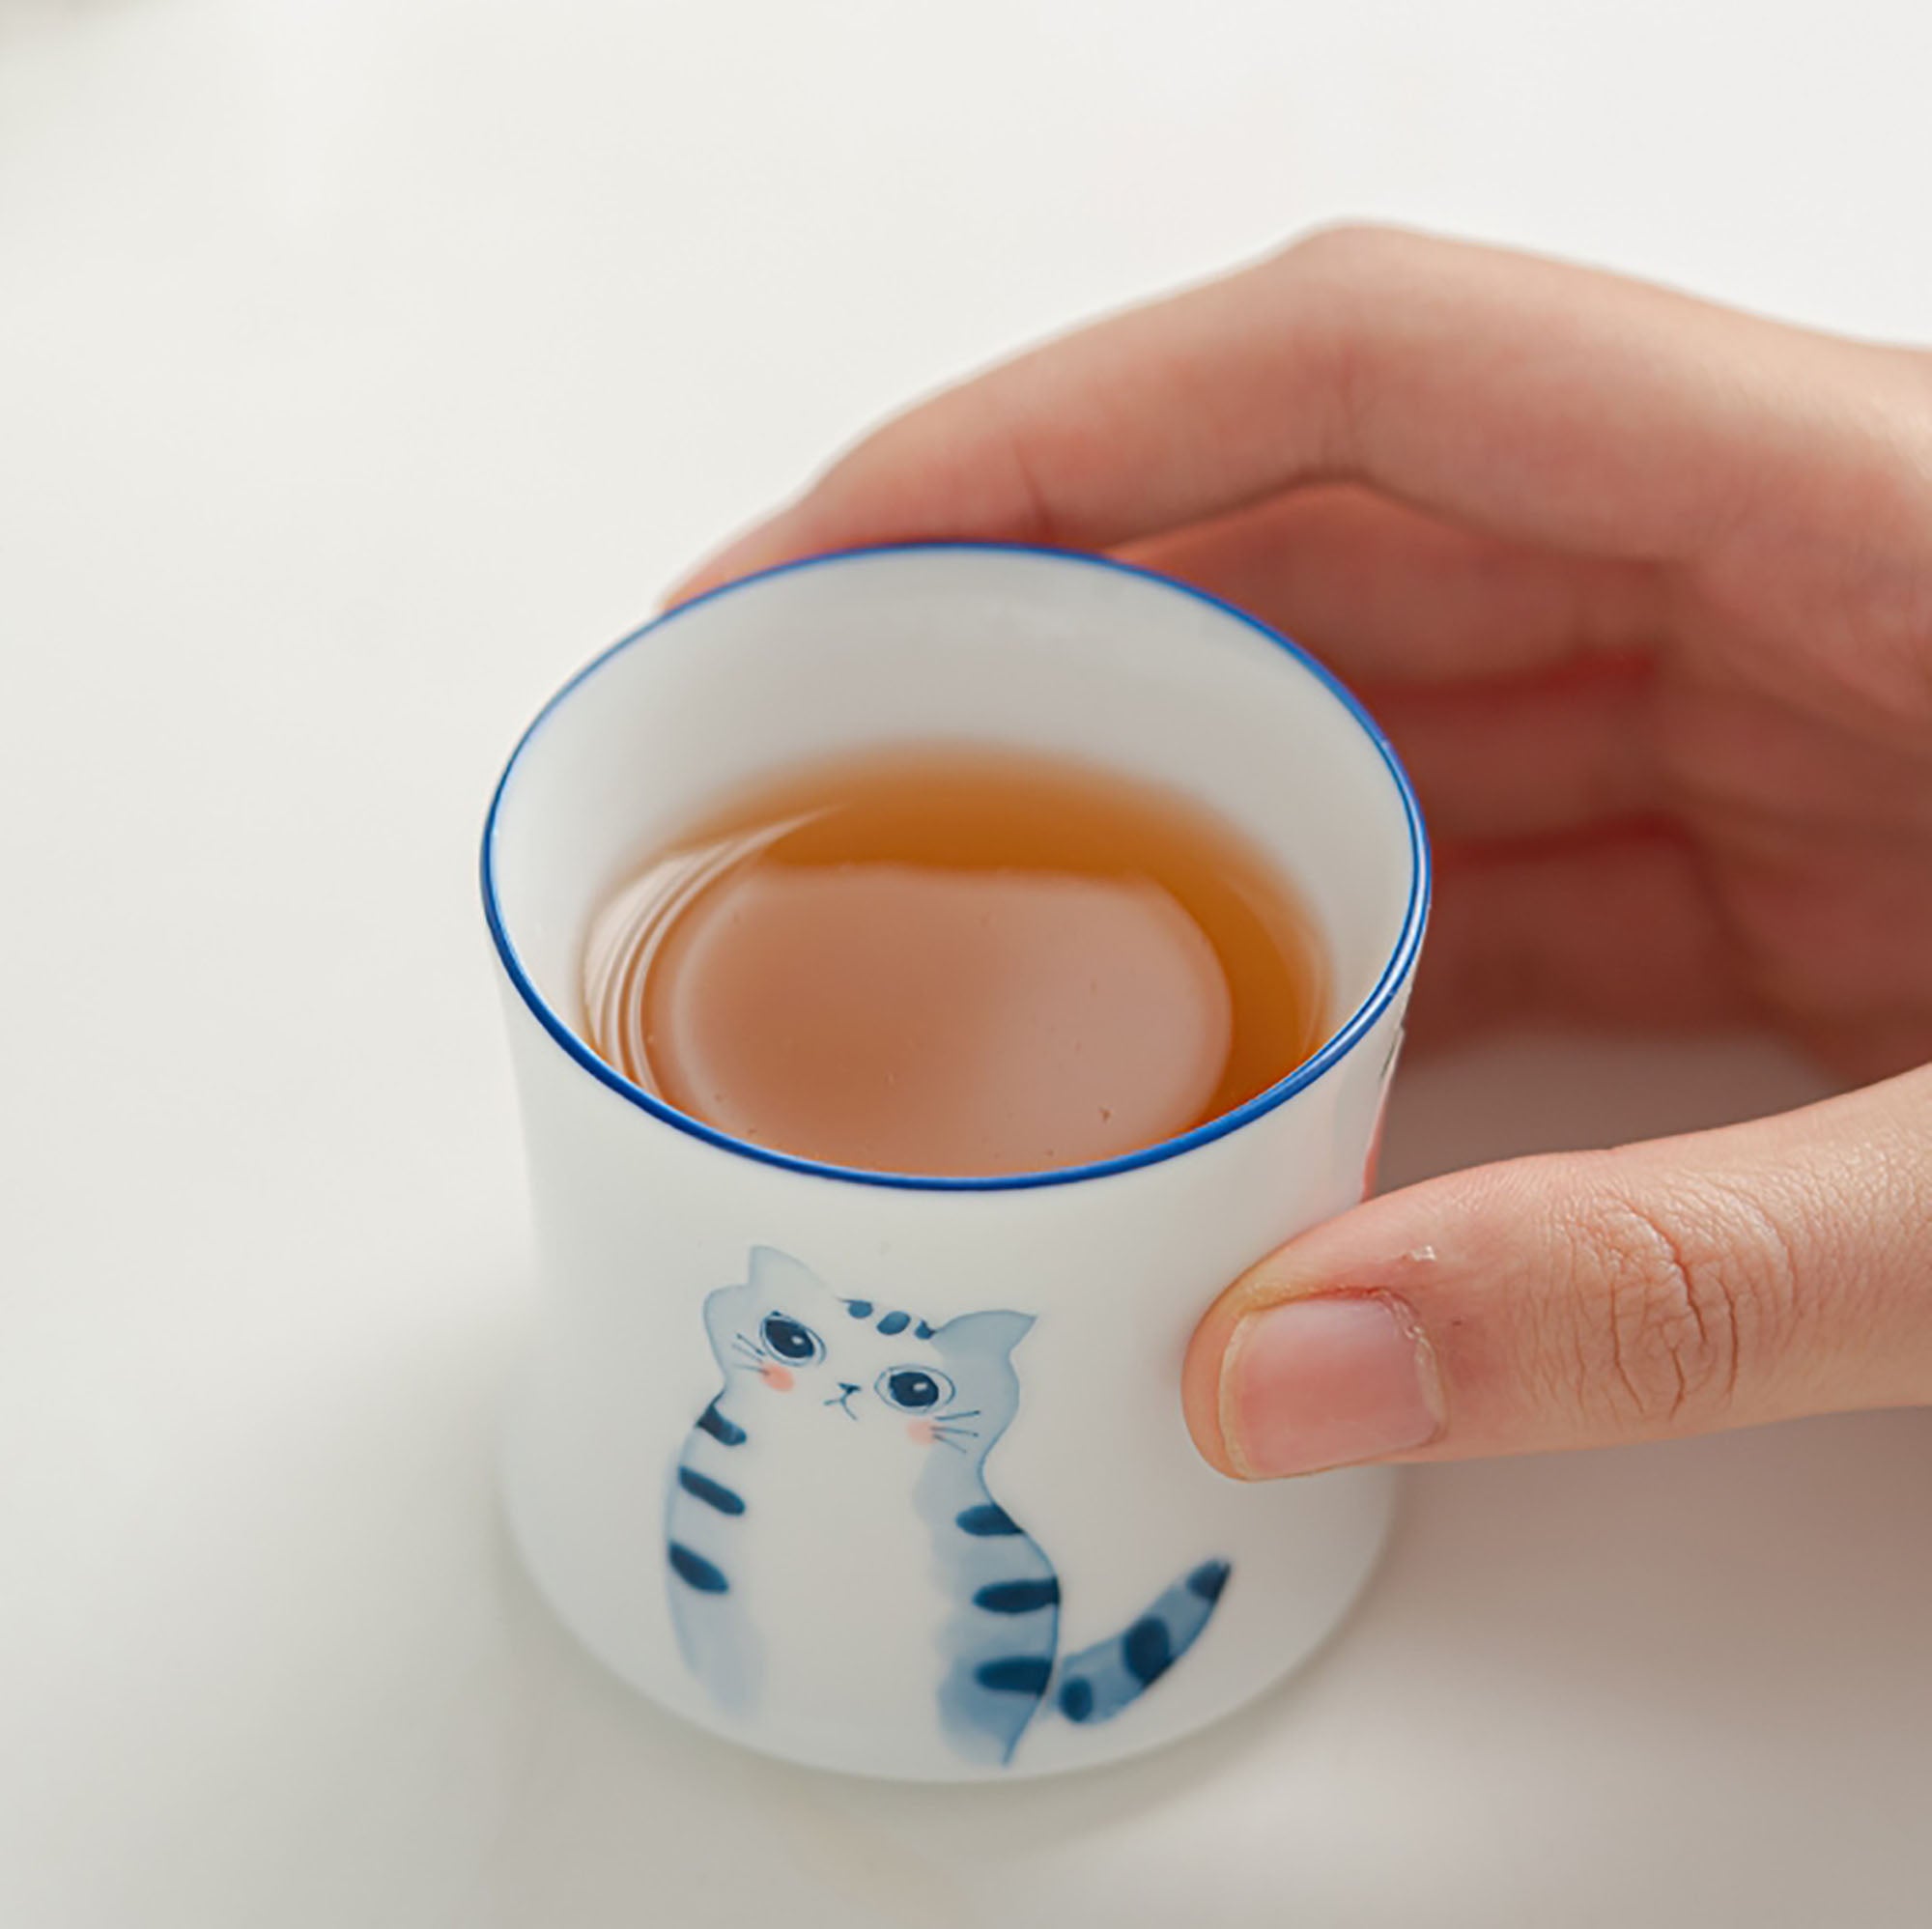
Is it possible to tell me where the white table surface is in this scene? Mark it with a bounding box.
[4,3,1929,1923]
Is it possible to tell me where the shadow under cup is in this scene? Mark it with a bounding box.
[484,544,1428,1780]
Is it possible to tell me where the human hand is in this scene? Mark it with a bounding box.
[671,227,1932,1477]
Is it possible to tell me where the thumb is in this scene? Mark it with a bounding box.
[1183,1064,1932,1477]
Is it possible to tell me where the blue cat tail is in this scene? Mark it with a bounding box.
[1052,1560,1231,1726]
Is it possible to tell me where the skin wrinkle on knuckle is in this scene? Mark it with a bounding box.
[846,404,1052,547]
[1687,1169,1809,1395]
[1555,1177,1761,1432]
[995,419,1066,550]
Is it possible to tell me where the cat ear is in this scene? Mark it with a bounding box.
[936,1309,1035,1359]
[747,1246,824,1301]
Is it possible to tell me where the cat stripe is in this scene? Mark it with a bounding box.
[956,1503,1022,1536]
[668,1542,730,1594]
[1186,1558,1231,1603]
[842,1300,939,1337]
[974,1578,1060,1614]
[1122,1616,1171,1684]
[696,1399,747,1447]
[677,1466,746,1515]
[975,1657,1052,1696]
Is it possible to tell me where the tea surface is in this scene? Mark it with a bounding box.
[582,744,1328,1177]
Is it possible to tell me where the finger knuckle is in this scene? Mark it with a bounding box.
[1270,225,1416,463]
[1557,1174,1789,1432]
[1277,220,1412,282]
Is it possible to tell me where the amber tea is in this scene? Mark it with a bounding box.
[582,744,1329,1178]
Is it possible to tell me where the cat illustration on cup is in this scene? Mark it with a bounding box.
[664,1247,1232,1767]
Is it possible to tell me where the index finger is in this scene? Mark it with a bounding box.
[671,225,1901,599]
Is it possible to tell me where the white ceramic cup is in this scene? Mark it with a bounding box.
[485,544,1428,1781]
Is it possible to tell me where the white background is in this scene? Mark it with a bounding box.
[2,2,1929,1924]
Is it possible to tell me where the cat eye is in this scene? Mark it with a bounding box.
[761,1313,824,1363]
[876,1366,955,1412]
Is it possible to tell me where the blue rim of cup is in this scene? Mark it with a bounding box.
[481,541,1431,1192]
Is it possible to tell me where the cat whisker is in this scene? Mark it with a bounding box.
[730,1341,773,1375]
[930,1433,969,1453]
[932,1426,980,1440]
[935,1409,981,1423]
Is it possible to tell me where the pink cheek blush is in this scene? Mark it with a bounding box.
[760,1365,795,1392]
[907,1420,938,1446]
